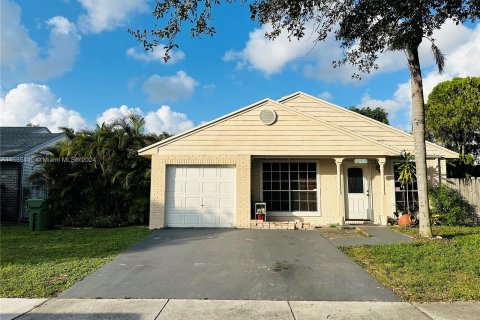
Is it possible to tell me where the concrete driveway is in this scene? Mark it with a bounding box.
[60,229,398,301]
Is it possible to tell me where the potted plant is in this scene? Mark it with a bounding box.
[397,151,416,226]
[256,208,264,221]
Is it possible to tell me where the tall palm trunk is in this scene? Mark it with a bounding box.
[406,46,433,238]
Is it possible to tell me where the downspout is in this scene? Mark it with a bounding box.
[437,156,444,186]
[17,162,23,223]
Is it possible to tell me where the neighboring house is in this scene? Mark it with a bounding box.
[0,127,67,222]
[139,92,458,229]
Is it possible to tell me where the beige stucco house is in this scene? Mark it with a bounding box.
[139,91,458,229]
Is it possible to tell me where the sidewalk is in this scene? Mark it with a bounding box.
[1,298,479,320]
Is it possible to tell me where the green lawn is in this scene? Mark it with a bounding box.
[0,224,150,298]
[342,226,480,302]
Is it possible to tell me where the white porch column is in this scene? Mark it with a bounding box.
[377,157,387,225]
[334,158,345,224]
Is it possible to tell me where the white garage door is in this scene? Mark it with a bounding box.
[165,166,236,227]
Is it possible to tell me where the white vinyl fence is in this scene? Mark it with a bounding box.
[446,178,480,223]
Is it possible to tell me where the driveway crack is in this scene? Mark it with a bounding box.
[287,301,297,320]
[154,299,170,319]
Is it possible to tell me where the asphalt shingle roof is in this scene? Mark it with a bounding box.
[0,127,65,157]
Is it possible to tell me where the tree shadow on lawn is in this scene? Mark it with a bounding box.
[0,224,151,265]
[392,226,480,239]
[0,225,243,265]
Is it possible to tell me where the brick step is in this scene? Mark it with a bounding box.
[249,220,315,230]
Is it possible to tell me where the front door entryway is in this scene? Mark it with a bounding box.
[345,164,371,220]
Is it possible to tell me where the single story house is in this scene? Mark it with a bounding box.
[0,127,66,222]
[139,92,458,229]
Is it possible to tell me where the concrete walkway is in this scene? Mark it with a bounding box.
[0,299,47,320]
[2,298,479,320]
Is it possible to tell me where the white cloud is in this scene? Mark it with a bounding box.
[224,20,478,84]
[142,71,198,102]
[0,83,88,131]
[0,84,194,135]
[29,16,81,80]
[0,0,80,83]
[202,84,216,92]
[29,107,88,131]
[0,0,38,76]
[360,23,480,124]
[126,45,185,64]
[97,105,194,134]
[317,91,333,101]
[360,81,411,116]
[144,106,194,134]
[77,0,149,34]
[223,25,313,76]
[96,105,142,125]
[223,23,378,82]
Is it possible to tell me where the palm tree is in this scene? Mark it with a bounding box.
[30,114,171,226]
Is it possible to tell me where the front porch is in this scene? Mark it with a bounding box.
[250,157,391,228]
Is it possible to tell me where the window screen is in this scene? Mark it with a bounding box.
[262,162,317,212]
[347,168,364,193]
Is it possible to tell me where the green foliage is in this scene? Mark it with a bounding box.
[342,227,480,301]
[131,1,478,77]
[429,185,477,226]
[397,151,417,214]
[0,224,150,297]
[392,225,480,238]
[348,106,389,124]
[426,77,480,162]
[30,114,170,227]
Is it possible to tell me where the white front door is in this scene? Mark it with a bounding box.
[165,166,236,227]
[345,165,371,220]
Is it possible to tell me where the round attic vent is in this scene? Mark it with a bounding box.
[259,109,277,125]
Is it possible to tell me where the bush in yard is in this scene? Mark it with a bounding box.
[429,185,477,226]
[30,114,170,227]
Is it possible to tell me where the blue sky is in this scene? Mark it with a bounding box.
[1,0,479,134]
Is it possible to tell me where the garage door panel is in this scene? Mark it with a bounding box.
[186,181,201,193]
[203,167,218,178]
[219,198,234,209]
[166,214,183,225]
[202,182,217,193]
[202,197,217,209]
[167,167,184,179]
[219,211,235,225]
[219,182,234,194]
[202,213,218,225]
[172,181,184,193]
[185,197,201,208]
[166,197,184,208]
[186,167,201,177]
[165,166,236,228]
[220,168,235,179]
[184,214,201,225]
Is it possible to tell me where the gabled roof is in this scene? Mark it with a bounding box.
[0,127,66,157]
[138,98,272,154]
[139,98,399,156]
[138,91,458,159]
[278,91,459,159]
